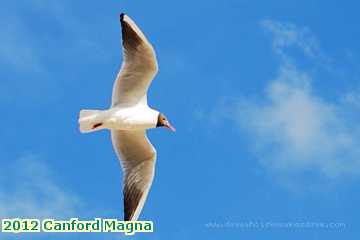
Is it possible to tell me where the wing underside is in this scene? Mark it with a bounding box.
[112,14,158,107]
[111,130,156,221]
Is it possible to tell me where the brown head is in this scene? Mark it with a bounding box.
[156,113,176,132]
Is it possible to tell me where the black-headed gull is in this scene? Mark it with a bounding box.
[78,13,175,221]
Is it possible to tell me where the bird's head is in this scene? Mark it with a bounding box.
[156,113,176,132]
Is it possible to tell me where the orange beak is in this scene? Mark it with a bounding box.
[164,121,176,132]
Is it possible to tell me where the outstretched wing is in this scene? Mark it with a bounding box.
[111,130,156,221]
[112,13,158,107]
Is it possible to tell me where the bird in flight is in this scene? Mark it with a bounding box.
[78,13,175,221]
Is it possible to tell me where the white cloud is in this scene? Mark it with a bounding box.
[0,155,83,239]
[0,155,127,239]
[0,14,45,74]
[237,64,360,178]
[260,19,322,61]
[343,90,360,109]
[0,1,106,105]
[0,155,80,219]
[231,20,360,180]
[0,1,104,74]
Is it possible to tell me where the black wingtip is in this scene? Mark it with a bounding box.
[120,13,125,22]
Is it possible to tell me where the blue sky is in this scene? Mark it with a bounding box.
[0,0,359,239]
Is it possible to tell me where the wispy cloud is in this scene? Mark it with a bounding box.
[0,1,107,105]
[237,64,360,178]
[0,155,80,219]
[0,155,129,239]
[0,155,82,239]
[0,1,104,74]
[0,14,44,73]
[221,20,360,183]
[260,20,322,60]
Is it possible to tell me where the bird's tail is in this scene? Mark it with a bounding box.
[78,109,105,133]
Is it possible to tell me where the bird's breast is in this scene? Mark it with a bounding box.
[105,107,157,130]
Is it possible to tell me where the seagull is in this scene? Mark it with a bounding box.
[78,13,175,221]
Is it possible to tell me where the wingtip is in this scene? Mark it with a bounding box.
[120,13,126,22]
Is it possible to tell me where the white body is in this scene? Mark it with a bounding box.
[79,105,159,133]
[108,106,159,130]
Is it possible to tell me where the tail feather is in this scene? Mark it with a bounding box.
[78,109,105,133]
[80,109,101,118]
